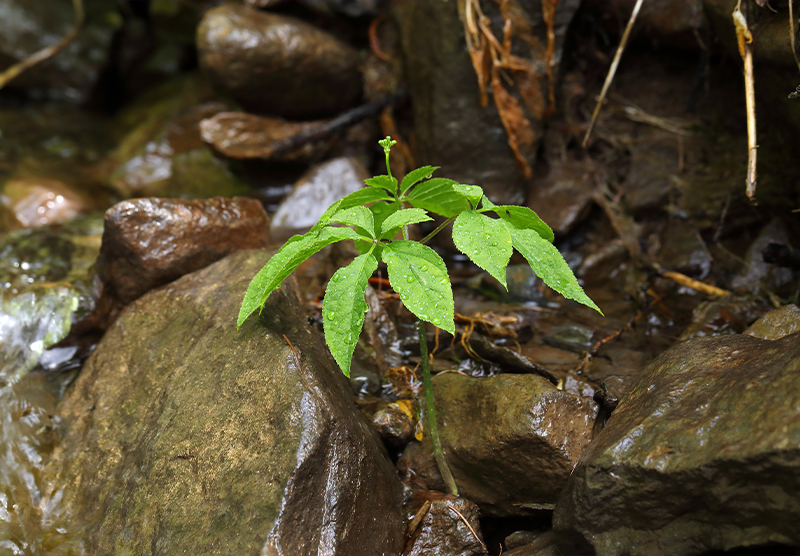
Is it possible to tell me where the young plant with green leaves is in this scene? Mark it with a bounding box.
[238,137,601,496]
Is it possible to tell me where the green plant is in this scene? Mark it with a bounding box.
[238,137,601,495]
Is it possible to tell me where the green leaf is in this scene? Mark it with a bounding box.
[313,188,393,230]
[481,196,496,209]
[382,241,455,333]
[322,253,378,377]
[406,178,471,218]
[364,175,398,193]
[331,206,375,237]
[380,208,433,236]
[400,166,438,195]
[505,222,602,314]
[238,226,364,328]
[493,206,554,242]
[452,210,512,288]
[452,184,484,207]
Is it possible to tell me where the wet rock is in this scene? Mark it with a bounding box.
[526,161,594,234]
[107,76,248,199]
[679,297,767,340]
[744,304,800,340]
[96,196,269,305]
[589,1,706,50]
[373,403,415,450]
[0,1,120,102]
[542,323,594,354]
[731,218,794,296]
[553,332,800,555]
[403,373,597,517]
[406,496,486,556]
[43,249,404,555]
[197,4,362,119]
[0,215,104,385]
[393,0,580,205]
[656,223,711,279]
[2,177,94,229]
[270,157,369,241]
[200,111,324,160]
[504,531,561,556]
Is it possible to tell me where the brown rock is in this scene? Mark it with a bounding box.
[2,178,94,228]
[402,373,597,517]
[97,196,269,304]
[199,111,324,160]
[197,4,362,119]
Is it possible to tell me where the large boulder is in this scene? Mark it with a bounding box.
[96,196,269,304]
[403,373,597,517]
[197,4,362,119]
[553,332,800,555]
[42,249,405,555]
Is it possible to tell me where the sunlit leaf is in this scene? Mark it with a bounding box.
[452,210,512,288]
[238,227,365,328]
[452,184,484,207]
[382,241,455,333]
[364,174,398,193]
[505,222,602,314]
[400,166,438,195]
[331,206,375,237]
[322,253,378,377]
[313,188,393,230]
[493,205,554,242]
[380,208,433,237]
[406,178,471,218]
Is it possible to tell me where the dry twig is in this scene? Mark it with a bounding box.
[790,0,800,74]
[732,1,758,203]
[0,0,84,90]
[582,0,644,148]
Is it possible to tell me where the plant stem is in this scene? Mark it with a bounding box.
[417,319,459,496]
[420,216,456,245]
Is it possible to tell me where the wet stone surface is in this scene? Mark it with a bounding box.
[42,249,405,555]
[97,196,269,305]
[406,496,486,556]
[197,4,362,119]
[403,372,597,517]
[554,332,800,555]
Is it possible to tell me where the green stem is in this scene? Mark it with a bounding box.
[420,215,456,245]
[417,319,459,496]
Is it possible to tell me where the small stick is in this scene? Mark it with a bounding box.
[789,0,800,74]
[0,0,84,89]
[582,0,644,148]
[447,503,487,553]
[283,334,301,368]
[733,1,758,203]
[406,500,431,537]
[658,268,732,297]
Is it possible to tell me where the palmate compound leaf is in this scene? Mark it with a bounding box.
[380,207,433,237]
[406,178,471,218]
[312,188,394,231]
[381,241,455,334]
[238,226,365,328]
[331,206,375,237]
[492,205,554,242]
[400,165,438,195]
[322,253,378,377]
[504,221,603,314]
[452,210,512,289]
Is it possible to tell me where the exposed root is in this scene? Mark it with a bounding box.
[733,1,758,204]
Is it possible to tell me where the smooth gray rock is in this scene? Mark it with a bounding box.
[554,332,800,555]
[43,249,404,555]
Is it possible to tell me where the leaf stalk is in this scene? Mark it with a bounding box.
[417,320,459,496]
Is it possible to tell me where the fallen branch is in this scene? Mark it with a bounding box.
[0,0,84,90]
[582,0,644,148]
